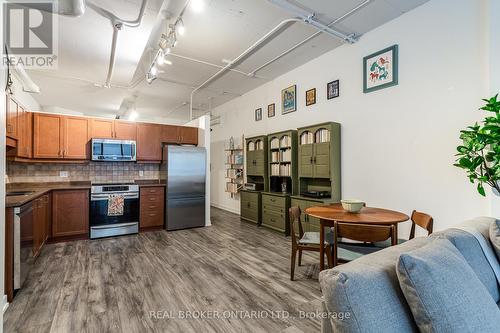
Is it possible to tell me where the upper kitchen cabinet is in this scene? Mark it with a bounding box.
[114,121,136,140]
[137,123,162,161]
[33,113,64,159]
[161,125,198,145]
[91,119,137,140]
[6,95,19,139]
[91,119,114,139]
[34,113,90,160]
[179,126,198,145]
[63,116,91,159]
[13,107,32,158]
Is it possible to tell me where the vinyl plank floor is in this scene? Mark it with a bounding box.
[4,207,323,333]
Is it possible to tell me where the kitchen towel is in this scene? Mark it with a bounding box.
[108,194,124,216]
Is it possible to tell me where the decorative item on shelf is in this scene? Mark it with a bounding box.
[267,103,275,118]
[255,108,262,121]
[282,85,297,114]
[341,199,365,213]
[454,95,500,198]
[225,136,244,198]
[306,88,316,106]
[327,80,340,99]
[281,182,288,194]
[363,44,398,93]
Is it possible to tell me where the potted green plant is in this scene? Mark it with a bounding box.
[455,95,500,197]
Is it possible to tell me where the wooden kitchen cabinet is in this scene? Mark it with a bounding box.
[63,116,90,159]
[33,113,64,158]
[6,95,19,139]
[161,125,198,145]
[33,194,50,258]
[137,123,162,161]
[179,126,198,145]
[91,119,114,139]
[52,190,89,238]
[114,120,136,140]
[8,106,33,158]
[140,186,165,229]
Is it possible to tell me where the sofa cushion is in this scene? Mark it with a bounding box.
[396,238,500,333]
[319,237,431,333]
[490,219,500,261]
[431,217,500,302]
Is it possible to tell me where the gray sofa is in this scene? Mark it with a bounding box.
[319,217,500,333]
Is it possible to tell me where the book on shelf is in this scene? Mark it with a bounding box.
[300,132,314,144]
[315,129,330,143]
[226,182,239,193]
[280,149,291,162]
[280,135,291,147]
[226,153,243,165]
[270,138,280,149]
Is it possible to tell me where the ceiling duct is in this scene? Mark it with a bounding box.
[56,0,86,17]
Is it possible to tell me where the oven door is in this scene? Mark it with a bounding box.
[90,193,139,227]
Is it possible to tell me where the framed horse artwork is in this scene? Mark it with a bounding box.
[363,45,398,93]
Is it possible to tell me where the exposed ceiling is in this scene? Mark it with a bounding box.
[25,0,429,123]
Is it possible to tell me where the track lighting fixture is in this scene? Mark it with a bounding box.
[176,19,185,36]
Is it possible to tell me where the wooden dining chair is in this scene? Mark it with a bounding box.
[372,210,434,248]
[333,222,395,266]
[289,207,333,280]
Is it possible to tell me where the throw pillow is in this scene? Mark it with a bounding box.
[490,219,500,261]
[396,238,500,333]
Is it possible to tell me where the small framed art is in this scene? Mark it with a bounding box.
[255,108,262,121]
[306,88,316,106]
[281,85,297,114]
[267,103,275,117]
[327,80,339,99]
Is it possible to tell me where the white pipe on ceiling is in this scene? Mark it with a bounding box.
[189,17,302,120]
[189,1,362,120]
[249,0,372,76]
[86,0,148,87]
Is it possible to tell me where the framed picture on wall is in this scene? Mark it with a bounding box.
[363,44,398,93]
[267,103,275,117]
[281,85,297,114]
[255,108,262,121]
[327,80,339,99]
[306,88,316,106]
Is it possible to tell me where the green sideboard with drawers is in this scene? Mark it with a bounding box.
[240,190,261,224]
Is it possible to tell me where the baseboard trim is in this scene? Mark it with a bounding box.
[210,202,239,215]
[2,294,9,313]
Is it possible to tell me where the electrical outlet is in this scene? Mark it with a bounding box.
[59,171,69,178]
[139,170,144,177]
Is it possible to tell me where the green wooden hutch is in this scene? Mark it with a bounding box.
[291,122,341,234]
[261,130,298,235]
[240,135,268,225]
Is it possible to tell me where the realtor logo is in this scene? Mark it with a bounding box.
[3,2,58,68]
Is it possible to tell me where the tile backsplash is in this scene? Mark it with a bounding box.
[6,161,160,184]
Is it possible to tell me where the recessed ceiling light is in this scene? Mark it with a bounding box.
[190,0,204,13]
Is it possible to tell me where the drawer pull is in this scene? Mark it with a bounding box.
[270,198,276,202]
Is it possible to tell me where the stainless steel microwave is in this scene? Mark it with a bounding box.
[91,138,136,161]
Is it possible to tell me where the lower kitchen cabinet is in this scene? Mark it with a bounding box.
[240,190,261,224]
[33,194,50,257]
[52,189,89,238]
[261,192,290,235]
[140,186,165,229]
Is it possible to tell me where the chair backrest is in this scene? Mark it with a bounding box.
[334,222,394,243]
[289,206,304,246]
[409,210,434,239]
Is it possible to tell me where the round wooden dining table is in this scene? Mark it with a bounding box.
[305,203,409,270]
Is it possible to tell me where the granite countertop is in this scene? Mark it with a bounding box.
[6,180,166,208]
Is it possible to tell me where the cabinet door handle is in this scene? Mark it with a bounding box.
[270,198,276,202]
[313,157,316,163]
[310,157,313,164]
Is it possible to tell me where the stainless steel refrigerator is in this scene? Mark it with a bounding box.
[162,145,206,231]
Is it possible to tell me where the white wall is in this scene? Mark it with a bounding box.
[9,75,41,111]
[185,115,211,226]
[210,0,491,235]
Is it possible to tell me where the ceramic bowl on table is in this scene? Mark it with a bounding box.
[341,199,365,213]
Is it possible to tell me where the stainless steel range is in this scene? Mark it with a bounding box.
[90,183,139,239]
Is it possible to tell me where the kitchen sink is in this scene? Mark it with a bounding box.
[6,191,35,197]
